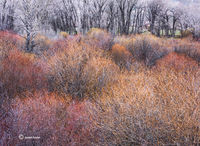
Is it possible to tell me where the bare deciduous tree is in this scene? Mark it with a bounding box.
[116,0,138,34]
[146,0,163,35]
[16,0,52,52]
[1,0,200,39]
[50,0,78,34]
[0,0,15,31]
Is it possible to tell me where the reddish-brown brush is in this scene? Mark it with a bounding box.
[0,49,47,97]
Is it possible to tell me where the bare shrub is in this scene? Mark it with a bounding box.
[182,30,193,38]
[155,52,199,72]
[83,57,119,98]
[0,82,12,146]
[174,40,200,63]
[47,42,119,99]
[88,68,200,145]
[0,49,47,97]
[0,31,24,61]
[129,35,167,67]
[0,31,24,49]
[114,35,136,48]
[0,91,94,146]
[88,72,164,145]
[0,97,12,146]
[151,68,200,145]
[60,31,69,39]
[1,31,200,145]
[33,34,52,55]
[86,28,113,51]
[111,44,133,70]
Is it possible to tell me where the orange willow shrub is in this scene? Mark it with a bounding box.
[182,30,193,38]
[60,31,69,38]
[33,34,52,55]
[46,40,68,56]
[151,68,200,145]
[47,42,95,98]
[47,41,119,99]
[87,67,200,145]
[114,35,136,48]
[115,34,175,54]
[155,52,199,71]
[46,35,83,57]
[83,57,119,97]
[86,28,113,51]
[111,44,133,70]
[0,49,47,97]
[87,72,162,145]
[0,91,95,146]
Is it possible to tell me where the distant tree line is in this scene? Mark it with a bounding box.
[0,0,15,30]
[0,0,200,50]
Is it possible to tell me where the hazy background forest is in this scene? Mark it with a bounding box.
[1,0,200,51]
[1,0,200,145]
